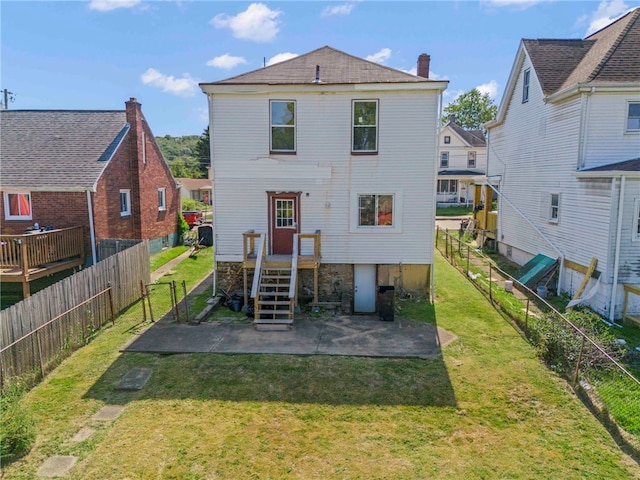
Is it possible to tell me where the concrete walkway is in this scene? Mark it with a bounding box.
[123,313,456,359]
[151,248,196,282]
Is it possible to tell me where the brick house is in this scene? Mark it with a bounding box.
[0,98,180,263]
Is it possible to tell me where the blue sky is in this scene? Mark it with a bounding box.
[2,0,639,136]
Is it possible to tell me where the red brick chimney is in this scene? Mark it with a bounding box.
[417,53,430,78]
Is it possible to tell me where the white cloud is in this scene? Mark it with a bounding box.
[266,52,299,66]
[211,3,282,43]
[206,54,247,70]
[443,89,464,105]
[583,0,633,36]
[480,0,543,10]
[88,0,141,11]
[366,48,391,64]
[321,2,356,17]
[140,68,198,97]
[476,80,499,99]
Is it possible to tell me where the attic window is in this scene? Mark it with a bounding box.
[627,102,640,132]
[444,136,451,144]
[522,68,530,103]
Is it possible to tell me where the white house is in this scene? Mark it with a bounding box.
[485,9,640,321]
[176,177,212,205]
[437,116,487,205]
[200,46,447,323]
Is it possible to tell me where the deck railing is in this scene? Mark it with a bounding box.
[243,230,262,262]
[297,230,321,263]
[0,227,85,271]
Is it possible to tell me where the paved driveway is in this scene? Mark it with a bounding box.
[123,315,456,359]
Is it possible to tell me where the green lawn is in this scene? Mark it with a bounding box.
[436,205,473,216]
[3,252,639,479]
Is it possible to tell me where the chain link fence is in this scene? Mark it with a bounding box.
[436,226,640,455]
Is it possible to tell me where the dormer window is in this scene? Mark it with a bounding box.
[627,102,640,132]
[522,68,530,103]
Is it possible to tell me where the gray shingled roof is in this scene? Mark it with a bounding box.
[438,169,485,176]
[582,158,640,172]
[447,120,486,147]
[523,8,640,96]
[0,110,128,191]
[202,46,435,86]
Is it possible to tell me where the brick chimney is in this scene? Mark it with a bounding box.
[417,53,430,78]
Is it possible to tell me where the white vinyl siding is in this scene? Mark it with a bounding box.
[209,90,439,264]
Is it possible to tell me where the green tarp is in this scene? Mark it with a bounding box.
[515,254,558,288]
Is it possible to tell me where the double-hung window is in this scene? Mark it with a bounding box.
[437,180,458,194]
[120,189,131,217]
[352,100,378,153]
[440,152,449,168]
[522,68,530,103]
[158,188,166,211]
[627,102,640,132]
[633,198,640,242]
[270,100,296,152]
[549,193,560,223]
[3,192,32,220]
[468,151,476,168]
[358,194,393,226]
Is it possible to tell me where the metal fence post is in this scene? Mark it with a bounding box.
[183,281,189,323]
[525,297,530,332]
[107,283,115,326]
[34,329,45,380]
[445,229,449,258]
[573,336,586,386]
[489,263,493,303]
[466,245,470,276]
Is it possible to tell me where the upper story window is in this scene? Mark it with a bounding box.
[633,198,640,242]
[444,136,451,144]
[627,102,640,132]
[158,188,166,211]
[440,152,449,168]
[522,68,530,103]
[549,193,559,223]
[468,151,477,168]
[120,189,131,217]
[352,100,378,153]
[270,100,296,152]
[359,194,393,227]
[3,192,32,220]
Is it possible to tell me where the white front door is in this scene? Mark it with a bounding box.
[354,264,376,313]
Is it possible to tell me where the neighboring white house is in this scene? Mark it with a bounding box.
[200,46,447,316]
[485,8,640,321]
[176,177,212,205]
[437,116,487,205]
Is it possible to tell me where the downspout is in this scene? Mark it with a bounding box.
[485,183,565,292]
[208,94,217,298]
[431,89,444,302]
[610,175,625,322]
[86,189,97,265]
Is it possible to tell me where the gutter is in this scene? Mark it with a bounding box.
[610,176,625,322]
[546,82,640,104]
[86,189,97,265]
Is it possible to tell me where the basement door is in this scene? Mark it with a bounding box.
[268,192,300,255]
[354,264,376,313]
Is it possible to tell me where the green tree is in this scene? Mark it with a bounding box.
[442,88,497,131]
[194,127,210,174]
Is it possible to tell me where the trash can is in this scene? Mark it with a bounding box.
[198,225,213,247]
[378,285,395,321]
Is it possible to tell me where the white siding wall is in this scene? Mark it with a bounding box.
[582,93,640,169]
[438,126,487,172]
[210,89,439,265]
[486,52,631,316]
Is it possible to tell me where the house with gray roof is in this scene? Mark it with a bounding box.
[485,8,640,321]
[0,98,180,263]
[200,46,448,326]
[437,115,487,205]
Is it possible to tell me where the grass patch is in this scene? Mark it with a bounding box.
[436,205,473,216]
[149,245,189,272]
[3,252,639,478]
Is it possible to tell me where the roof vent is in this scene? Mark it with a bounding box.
[314,65,321,83]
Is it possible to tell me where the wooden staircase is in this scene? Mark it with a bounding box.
[253,264,294,330]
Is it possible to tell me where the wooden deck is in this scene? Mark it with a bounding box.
[0,227,85,297]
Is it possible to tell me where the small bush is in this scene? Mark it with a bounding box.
[0,382,36,462]
[181,199,209,212]
[177,212,190,242]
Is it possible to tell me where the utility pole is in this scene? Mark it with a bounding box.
[1,89,15,109]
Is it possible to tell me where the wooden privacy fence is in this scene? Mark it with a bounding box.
[0,241,150,388]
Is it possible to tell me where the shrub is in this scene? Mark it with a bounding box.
[177,213,190,242]
[181,199,209,212]
[0,382,36,462]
